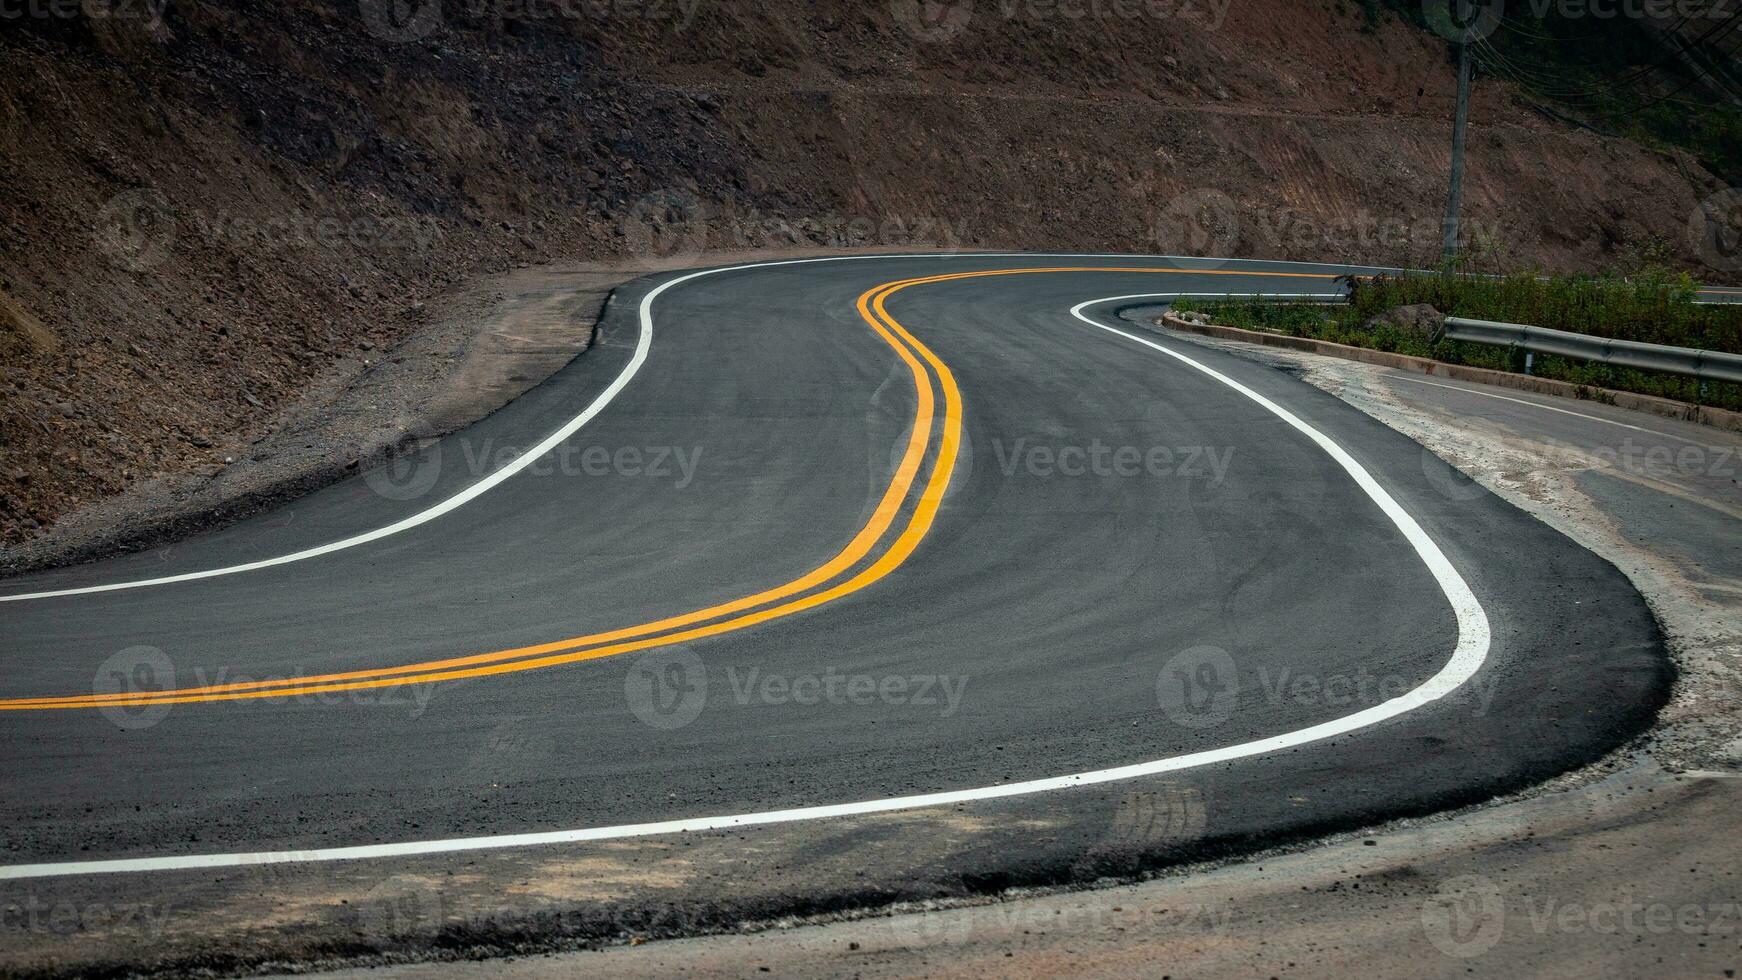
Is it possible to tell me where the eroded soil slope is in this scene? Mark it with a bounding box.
[0,0,1727,551]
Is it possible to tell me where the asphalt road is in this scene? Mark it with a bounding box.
[0,254,1668,887]
[1376,371,1742,597]
[472,326,1742,980]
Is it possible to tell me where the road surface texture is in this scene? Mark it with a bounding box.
[407,318,1742,979]
[0,255,1672,976]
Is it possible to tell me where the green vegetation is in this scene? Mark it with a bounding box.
[1350,269,1741,350]
[1174,270,1742,411]
[1375,1,1742,183]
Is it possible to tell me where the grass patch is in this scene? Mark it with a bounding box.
[1174,271,1742,411]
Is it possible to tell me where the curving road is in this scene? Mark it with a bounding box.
[0,254,1667,883]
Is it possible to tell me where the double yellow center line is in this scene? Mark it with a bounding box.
[2,266,1335,712]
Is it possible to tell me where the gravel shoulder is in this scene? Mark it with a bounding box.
[307,765,1740,980]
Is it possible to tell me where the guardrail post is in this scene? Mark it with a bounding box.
[1442,314,1742,386]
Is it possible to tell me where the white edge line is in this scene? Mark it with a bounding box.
[1386,375,1705,445]
[0,255,1352,603]
[0,291,1491,880]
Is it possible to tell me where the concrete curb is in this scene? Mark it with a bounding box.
[1157,313,1742,435]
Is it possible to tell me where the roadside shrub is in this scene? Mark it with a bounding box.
[1174,272,1742,411]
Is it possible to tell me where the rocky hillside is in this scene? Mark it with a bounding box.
[0,0,1730,549]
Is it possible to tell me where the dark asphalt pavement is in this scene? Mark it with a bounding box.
[0,254,1667,878]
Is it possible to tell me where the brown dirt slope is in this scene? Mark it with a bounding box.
[0,0,1726,551]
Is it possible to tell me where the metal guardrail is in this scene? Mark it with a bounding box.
[1442,317,1742,385]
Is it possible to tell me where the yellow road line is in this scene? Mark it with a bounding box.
[4,277,944,709]
[4,266,1335,711]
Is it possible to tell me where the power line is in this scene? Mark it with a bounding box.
[1470,9,1742,107]
[1583,20,1742,121]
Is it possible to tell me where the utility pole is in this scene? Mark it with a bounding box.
[1441,18,1473,264]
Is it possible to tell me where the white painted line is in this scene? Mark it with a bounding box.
[0,279,653,603]
[1386,375,1707,445]
[0,254,1356,604]
[0,288,1490,879]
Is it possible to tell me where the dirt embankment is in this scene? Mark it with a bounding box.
[0,0,1728,555]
